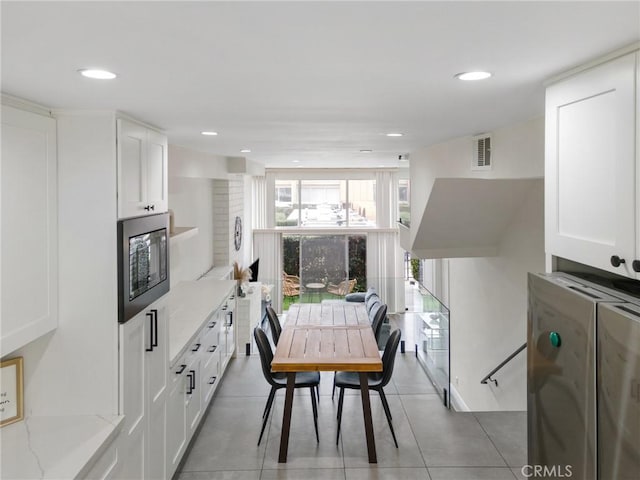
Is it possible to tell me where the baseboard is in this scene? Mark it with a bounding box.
[449,384,470,412]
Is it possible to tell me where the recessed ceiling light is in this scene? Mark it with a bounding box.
[455,71,492,81]
[292,160,300,163]
[201,131,218,136]
[360,149,373,153]
[240,149,251,153]
[386,133,403,137]
[78,68,117,80]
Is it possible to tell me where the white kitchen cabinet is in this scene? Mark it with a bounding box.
[546,50,638,277]
[166,360,187,479]
[235,283,261,356]
[117,118,168,219]
[83,437,119,480]
[1,105,57,355]
[200,316,221,405]
[119,301,168,480]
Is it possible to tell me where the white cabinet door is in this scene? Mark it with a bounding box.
[546,52,637,276]
[146,129,168,214]
[145,305,168,480]
[1,105,57,355]
[185,355,202,439]
[166,361,187,480]
[119,312,146,479]
[117,118,146,219]
[117,118,168,219]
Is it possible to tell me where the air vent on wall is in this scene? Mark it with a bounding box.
[472,134,492,171]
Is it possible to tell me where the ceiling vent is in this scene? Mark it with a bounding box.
[472,134,492,171]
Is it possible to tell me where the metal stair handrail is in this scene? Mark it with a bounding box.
[480,342,526,387]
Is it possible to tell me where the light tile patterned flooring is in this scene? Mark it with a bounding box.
[176,333,527,480]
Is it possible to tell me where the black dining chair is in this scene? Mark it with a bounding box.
[331,302,388,399]
[253,326,320,446]
[369,302,387,345]
[335,328,401,448]
[265,305,282,345]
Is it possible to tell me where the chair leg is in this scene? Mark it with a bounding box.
[378,388,392,421]
[263,387,276,419]
[258,387,277,446]
[336,387,345,445]
[378,389,398,448]
[310,386,319,443]
[332,373,336,400]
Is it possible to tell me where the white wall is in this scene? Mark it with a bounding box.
[449,181,544,411]
[410,116,545,411]
[14,112,119,417]
[169,176,217,284]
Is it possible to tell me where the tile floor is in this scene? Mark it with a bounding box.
[176,338,527,480]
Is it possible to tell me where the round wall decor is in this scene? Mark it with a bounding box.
[234,216,242,251]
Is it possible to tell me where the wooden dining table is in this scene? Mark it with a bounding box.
[271,303,383,463]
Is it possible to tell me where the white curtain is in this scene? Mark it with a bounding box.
[366,230,404,313]
[375,170,398,228]
[252,176,267,229]
[253,230,283,312]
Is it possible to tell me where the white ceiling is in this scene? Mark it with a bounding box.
[2,1,639,169]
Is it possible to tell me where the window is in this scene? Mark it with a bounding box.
[274,178,377,228]
[300,180,346,227]
[282,234,367,308]
[275,180,298,226]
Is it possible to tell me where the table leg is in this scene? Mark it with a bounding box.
[359,372,377,463]
[279,372,296,462]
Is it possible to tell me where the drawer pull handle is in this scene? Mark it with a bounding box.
[209,376,217,385]
[192,343,201,352]
[208,345,217,353]
[208,321,217,329]
[176,364,187,374]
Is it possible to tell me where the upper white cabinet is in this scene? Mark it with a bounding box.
[117,118,168,219]
[1,105,58,355]
[545,50,639,277]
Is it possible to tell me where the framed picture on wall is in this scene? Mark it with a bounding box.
[0,357,24,427]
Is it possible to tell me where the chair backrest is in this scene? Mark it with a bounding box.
[369,303,387,342]
[337,279,350,296]
[254,326,277,387]
[365,293,380,314]
[379,329,402,388]
[364,288,377,303]
[265,305,282,344]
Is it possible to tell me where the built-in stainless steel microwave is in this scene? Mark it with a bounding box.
[117,213,170,323]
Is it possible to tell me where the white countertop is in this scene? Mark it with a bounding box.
[0,414,123,479]
[166,278,236,365]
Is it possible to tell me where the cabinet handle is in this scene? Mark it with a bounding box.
[186,372,193,394]
[632,260,640,273]
[189,370,196,391]
[146,311,155,352]
[144,205,151,211]
[208,345,217,353]
[209,376,217,385]
[611,255,626,268]
[192,343,201,352]
[176,364,187,374]
[151,309,158,348]
[208,321,217,329]
[150,204,155,211]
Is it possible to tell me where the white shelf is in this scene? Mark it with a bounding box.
[170,226,198,245]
